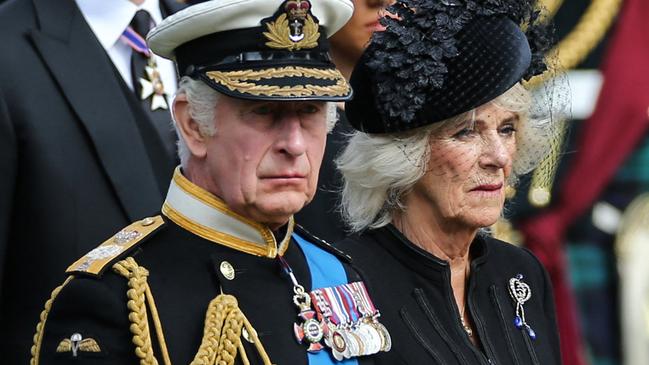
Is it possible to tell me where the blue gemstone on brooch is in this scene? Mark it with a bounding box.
[514,316,523,329]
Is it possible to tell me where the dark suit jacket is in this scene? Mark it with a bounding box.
[0,0,183,362]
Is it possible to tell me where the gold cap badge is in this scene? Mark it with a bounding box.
[263,0,320,51]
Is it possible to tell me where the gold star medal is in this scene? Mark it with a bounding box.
[139,59,169,111]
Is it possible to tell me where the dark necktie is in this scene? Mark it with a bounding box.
[128,10,177,162]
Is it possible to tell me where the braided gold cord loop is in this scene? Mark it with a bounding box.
[527,0,622,88]
[191,294,273,365]
[239,312,273,365]
[113,257,159,365]
[215,312,244,365]
[145,285,173,365]
[30,276,74,365]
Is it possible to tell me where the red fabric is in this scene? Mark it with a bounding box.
[520,0,649,364]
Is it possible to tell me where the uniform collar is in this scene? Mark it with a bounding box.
[75,0,163,51]
[162,167,293,258]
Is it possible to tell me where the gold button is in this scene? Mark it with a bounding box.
[242,327,255,343]
[220,261,235,280]
[141,217,156,226]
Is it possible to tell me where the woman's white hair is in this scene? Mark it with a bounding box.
[337,83,558,233]
[173,76,339,168]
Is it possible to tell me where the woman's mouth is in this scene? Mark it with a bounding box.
[366,20,386,32]
[469,183,504,197]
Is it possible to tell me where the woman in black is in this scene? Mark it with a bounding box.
[335,0,564,364]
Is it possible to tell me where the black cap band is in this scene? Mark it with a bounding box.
[176,26,331,76]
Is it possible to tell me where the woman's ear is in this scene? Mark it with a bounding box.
[173,94,208,159]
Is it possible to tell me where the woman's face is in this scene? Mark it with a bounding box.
[411,102,519,230]
[329,0,388,62]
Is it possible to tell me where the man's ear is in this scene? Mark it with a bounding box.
[173,94,208,159]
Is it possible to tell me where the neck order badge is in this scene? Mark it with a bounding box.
[122,11,169,111]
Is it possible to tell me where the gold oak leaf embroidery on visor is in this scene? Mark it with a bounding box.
[205,66,350,97]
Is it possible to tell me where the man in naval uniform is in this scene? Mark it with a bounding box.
[29,1,391,364]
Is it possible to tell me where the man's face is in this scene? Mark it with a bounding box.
[202,96,329,228]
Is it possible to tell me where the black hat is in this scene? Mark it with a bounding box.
[147,0,353,101]
[346,0,552,133]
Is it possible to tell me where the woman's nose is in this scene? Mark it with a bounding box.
[479,135,511,169]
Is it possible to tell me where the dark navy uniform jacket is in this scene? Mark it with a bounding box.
[31,170,378,365]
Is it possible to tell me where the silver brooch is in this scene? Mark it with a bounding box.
[508,274,536,340]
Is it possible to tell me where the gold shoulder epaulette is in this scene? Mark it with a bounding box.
[66,216,165,277]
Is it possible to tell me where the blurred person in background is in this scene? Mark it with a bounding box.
[518,0,649,363]
[0,0,182,363]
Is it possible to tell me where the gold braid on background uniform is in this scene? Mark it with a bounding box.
[523,0,623,208]
[529,0,622,87]
[491,0,623,240]
[30,276,74,365]
[615,194,649,259]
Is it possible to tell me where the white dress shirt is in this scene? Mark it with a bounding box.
[75,0,177,101]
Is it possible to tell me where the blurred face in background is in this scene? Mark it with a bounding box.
[330,0,389,69]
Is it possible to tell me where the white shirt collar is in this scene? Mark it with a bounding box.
[75,0,163,51]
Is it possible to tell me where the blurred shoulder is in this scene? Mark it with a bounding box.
[0,0,38,34]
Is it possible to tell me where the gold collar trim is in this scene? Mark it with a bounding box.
[162,168,293,258]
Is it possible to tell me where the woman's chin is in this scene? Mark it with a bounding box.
[463,208,503,229]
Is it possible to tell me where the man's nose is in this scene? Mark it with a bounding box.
[276,114,307,157]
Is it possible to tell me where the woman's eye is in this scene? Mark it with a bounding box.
[453,128,474,139]
[499,125,517,135]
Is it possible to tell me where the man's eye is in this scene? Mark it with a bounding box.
[299,104,320,114]
[252,105,273,115]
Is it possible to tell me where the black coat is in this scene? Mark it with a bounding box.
[337,225,562,365]
[0,0,182,362]
[32,218,376,365]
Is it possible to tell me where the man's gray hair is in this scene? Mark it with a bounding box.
[173,76,338,168]
[337,83,558,232]
[174,76,219,168]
